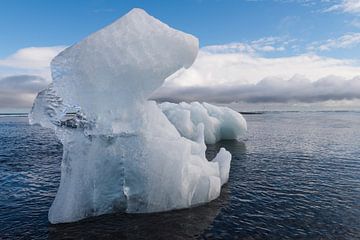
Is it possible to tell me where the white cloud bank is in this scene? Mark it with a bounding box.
[0,46,66,110]
[0,46,66,70]
[157,50,360,87]
[151,47,360,105]
[1,44,360,110]
[0,75,48,108]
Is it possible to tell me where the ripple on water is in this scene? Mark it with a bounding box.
[0,112,360,239]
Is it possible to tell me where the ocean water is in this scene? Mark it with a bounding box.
[0,112,359,239]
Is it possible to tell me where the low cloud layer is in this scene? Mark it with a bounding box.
[153,75,360,103]
[0,46,66,79]
[0,46,66,70]
[0,46,65,110]
[1,44,360,110]
[0,75,48,108]
[152,48,360,104]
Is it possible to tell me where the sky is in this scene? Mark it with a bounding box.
[1,0,360,112]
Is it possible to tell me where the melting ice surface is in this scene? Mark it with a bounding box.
[29,8,246,224]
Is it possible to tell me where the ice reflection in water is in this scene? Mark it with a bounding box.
[48,188,229,240]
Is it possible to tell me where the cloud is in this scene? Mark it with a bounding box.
[151,47,360,104]
[2,43,360,110]
[202,37,290,54]
[308,32,360,51]
[0,75,48,108]
[152,75,360,104]
[0,46,66,110]
[0,46,66,70]
[0,46,67,81]
[158,50,360,88]
[325,0,360,15]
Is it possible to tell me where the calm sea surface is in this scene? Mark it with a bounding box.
[0,112,359,239]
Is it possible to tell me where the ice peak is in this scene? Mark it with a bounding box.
[51,8,198,127]
[125,8,149,17]
[108,8,163,30]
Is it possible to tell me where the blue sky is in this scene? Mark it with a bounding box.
[1,0,360,58]
[1,0,360,111]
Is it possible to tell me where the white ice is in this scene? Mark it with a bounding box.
[159,102,247,144]
[29,8,246,224]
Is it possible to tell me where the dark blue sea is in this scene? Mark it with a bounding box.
[0,112,359,239]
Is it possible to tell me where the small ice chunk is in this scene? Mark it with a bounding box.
[213,148,232,185]
[159,102,247,144]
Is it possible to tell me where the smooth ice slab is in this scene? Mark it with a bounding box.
[30,8,240,224]
[160,102,247,144]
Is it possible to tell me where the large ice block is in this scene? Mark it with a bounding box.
[29,8,240,224]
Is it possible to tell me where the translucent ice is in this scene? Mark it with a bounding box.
[29,8,241,224]
[160,102,247,144]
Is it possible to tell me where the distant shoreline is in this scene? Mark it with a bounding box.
[0,113,28,117]
[239,110,360,115]
[1,110,359,118]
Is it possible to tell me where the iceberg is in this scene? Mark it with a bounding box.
[29,8,246,224]
[159,102,247,144]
